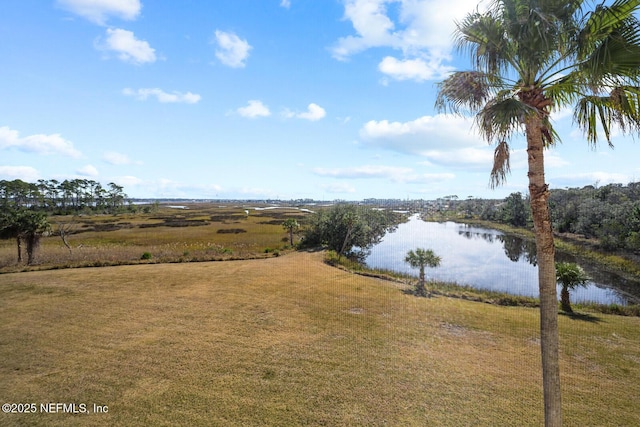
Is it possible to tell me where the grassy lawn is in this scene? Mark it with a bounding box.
[1,250,639,426]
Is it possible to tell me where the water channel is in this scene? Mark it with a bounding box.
[365,215,640,305]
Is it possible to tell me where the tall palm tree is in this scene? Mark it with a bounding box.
[436,1,640,425]
[404,248,441,297]
[555,262,589,313]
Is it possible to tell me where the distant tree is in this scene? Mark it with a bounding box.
[303,204,403,259]
[282,218,300,246]
[404,248,441,297]
[107,182,126,210]
[21,210,50,265]
[555,262,589,313]
[500,192,529,227]
[0,208,50,265]
[0,208,25,263]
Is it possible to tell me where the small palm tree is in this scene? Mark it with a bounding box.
[404,248,441,297]
[282,218,300,246]
[555,262,589,313]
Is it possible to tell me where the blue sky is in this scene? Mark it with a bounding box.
[1,0,638,200]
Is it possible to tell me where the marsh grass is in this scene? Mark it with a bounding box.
[0,251,638,426]
[0,205,306,273]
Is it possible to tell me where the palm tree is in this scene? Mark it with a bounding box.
[435,1,640,425]
[282,218,300,246]
[555,262,589,313]
[0,208,50,265]
[404,248,441,297]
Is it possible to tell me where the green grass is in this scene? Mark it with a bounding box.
[1,251,639,426]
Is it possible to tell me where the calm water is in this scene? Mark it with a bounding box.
[365,215,639,305]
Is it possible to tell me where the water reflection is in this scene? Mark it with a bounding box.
[365,216,639,305]
[459,228,538,265]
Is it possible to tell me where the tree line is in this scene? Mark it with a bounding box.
[470,182,640,253]
[0,178,128,214]
[0,179,130,265]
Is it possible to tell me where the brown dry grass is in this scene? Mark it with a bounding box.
[1,250,639,426]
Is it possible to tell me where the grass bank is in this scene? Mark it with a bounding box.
[1,250,639,426]
[325,251,640,317]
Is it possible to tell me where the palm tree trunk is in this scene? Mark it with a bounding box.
[26,233,40,265]
[16,236,23,264]
[560,285,573,313]
[525,114,562,427]
[415,266,426,296]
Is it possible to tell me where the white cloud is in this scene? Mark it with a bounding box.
[331,0,397,60]
[77,164,99,177]
[0,166,40,182]
[0,126,82,158]
[331,0,480,81]
[57,0,141,25]
[237,100,271,118]
[378,56,453,82]
[280,0,291,8]
[322,182,357,194]
[333,0,479,59]
[109,176,144,189]
[550,172,632,188]
[543,149,571,169]
[98,28,156,64]
[213,30,252,68]
[103,151,141,165]
[314,165,413,181]
[295,103,326,121]
[314,165,454,184]
[356,114,537,174]
[359,114,481,155]
[550,106,574,122]
[122,88,201,104]
[420,147,494,169]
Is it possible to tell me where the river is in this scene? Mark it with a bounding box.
[365,215,640,305]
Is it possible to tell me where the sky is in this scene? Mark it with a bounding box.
[1,0,639,200]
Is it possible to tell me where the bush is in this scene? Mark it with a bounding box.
[141,252,152,260]
[264,248,280,256]
[217,228,247,234]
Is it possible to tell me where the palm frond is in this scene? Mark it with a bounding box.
[490,140,511,188]
[476,95,531,143]
[435,71,496,115]
[610,85,640,131]
[579,0,640,54]
[454,10,515,75]
[578,0,640,83]
[543,73,586,108]
[574,86,640,146]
